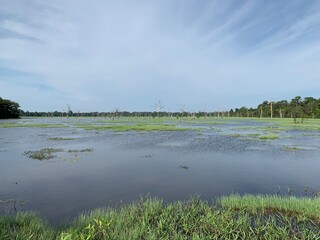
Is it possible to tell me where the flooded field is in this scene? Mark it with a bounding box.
[0,117,320,224]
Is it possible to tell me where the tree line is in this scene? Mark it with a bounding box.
[229,96,320,123]
[1,96,319,120]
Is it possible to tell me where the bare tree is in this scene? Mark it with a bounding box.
[180,105,187,118]
[67,104,71,118]
[154,100,164,118]
[112,107,119,120]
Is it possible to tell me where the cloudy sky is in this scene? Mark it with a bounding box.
[0,0,319,112]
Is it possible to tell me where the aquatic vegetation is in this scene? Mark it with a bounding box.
[67,148,94,153]
[282,146,303,151]
[259,134,279,140]
[24,148,93,160]
[246,133,260,138]
[76,123,189,132]
[227,133,242,138]
[1,195,320,239]
[48,137,74,141]
[24,148,64,160]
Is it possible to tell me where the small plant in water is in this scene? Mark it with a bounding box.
[48,137,74,141]
[282,146,302,151]
[67,148,94,153]
[259,134,279,140]
[24,148,63,160]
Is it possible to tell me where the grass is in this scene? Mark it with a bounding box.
[282,146,303,151]
[1,195,320,239]
[76,123,188,132]
[48,137,75,141]
[259,134,279,140]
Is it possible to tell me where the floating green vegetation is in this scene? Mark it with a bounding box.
[1,195,320,239]
[227,133,262,139]
[246,133,260,138]
[24,148,94,160]
[76,123,189,132]
[48,137,74,141]
[24,148,64,160]
[0,123,64,128]
[230,126,257,131]
[282,146,303,151]
[227,133,242,138]
[259,134,279,140]
[67,148,94,153]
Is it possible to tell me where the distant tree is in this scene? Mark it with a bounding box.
[154,101,164,118]
[66,104,73,118]
[290,96,304,123]
[0,97,20,119]
[112,107,120,120]
[304,97,317,119]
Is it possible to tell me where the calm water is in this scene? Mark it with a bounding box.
[0,118,320,224]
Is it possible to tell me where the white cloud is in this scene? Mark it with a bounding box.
[0,0,319,111]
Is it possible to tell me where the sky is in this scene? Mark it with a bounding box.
[0,0,319,112]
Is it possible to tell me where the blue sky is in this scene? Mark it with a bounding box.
[0,0,319,112]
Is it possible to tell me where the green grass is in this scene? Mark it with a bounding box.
[76,123,188,132]
[1,195,320,239]
[259,134,279,140]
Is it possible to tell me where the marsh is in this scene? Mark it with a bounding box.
[0,117,319,224]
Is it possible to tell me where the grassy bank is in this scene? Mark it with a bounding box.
[1,195,319,239]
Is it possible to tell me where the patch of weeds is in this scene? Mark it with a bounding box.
[259,134,279,140]
[48,137,74,141]
[67,148,94,153]
[227,133,242,138]
[282,146,303,151]
[76,123,189,132]
[246,133,260,138]
[24,148,64,160]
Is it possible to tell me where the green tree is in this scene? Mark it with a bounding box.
[290,96,304,123]
[0,97,20,119]
[303,97,317,118]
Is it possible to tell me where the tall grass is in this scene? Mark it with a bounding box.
[1,195,319,239]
